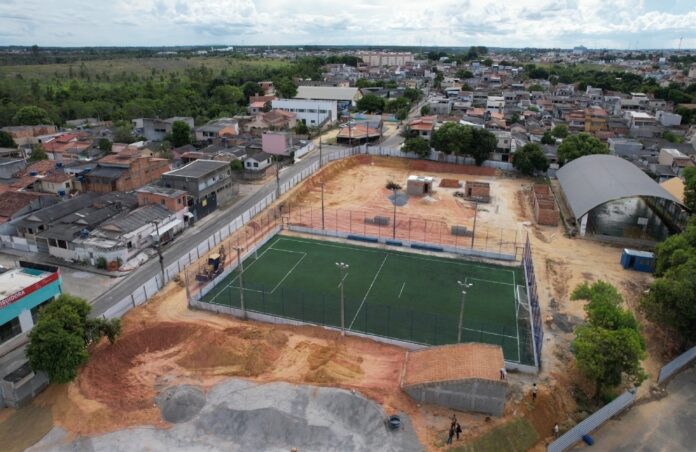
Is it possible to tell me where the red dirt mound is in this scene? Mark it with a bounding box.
[410,160,495,176]
[78,322,199,411]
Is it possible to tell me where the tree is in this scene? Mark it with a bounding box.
[0,130,17,148]
[356,94,386,113]
[527,84,545,92]
[294,121,309,136]
[395,108,409,121]
[112,120,135,143]
[211,85,244,105]
[482,58,494,67]
[420,105,431,116]
[662,130,684,143]
[431,122,472,156]
[12,106,52,125]
[557,132,608,165]
[402,88,423,103]
[510,112,520,124]
[28,144,48,162]
[171,121,192,147]
[98,138,112,152]
[27,294,121,383]
[684,167,696,213]
[512,143,549,176]
[401,137,431,158]
[456,70,474,79]
[470,128,496,165]
[551,124,569,138]
[541,132,556,145]
[571,281,646,398]
[274,78,297,99]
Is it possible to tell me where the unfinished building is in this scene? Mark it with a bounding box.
[464,181,490,202]
[532,185,559,226]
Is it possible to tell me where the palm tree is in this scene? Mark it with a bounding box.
[386,181,402,239]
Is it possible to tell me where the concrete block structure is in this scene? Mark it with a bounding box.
[400,343,507,416]
[464,181,490,202]
[406,175,433,196]
[532,185,559,226]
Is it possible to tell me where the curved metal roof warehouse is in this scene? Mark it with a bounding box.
[556,154,684,221]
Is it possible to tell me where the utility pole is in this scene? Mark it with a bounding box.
[318,104,323,168]
[471,200,478,249]
[457,279,473,343]
[152,221,165,284]
[275,156,281,198]
[234,246,247,320]
[335,262,349,336]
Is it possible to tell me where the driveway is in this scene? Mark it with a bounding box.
[580,365,696,451]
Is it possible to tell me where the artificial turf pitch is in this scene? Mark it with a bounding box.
[202,235,530,364]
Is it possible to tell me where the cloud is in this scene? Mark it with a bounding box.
[0,0,693,48]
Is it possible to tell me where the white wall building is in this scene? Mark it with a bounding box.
[271,99,337,127]
[656,111,682,127]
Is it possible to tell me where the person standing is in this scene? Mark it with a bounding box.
[447,424,455,445]
[500,367,507,381]
[455,421,462,440]
[553,423,559,438]
[532,383,538,401]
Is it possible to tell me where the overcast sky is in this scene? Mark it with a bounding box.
[0,0,694,49]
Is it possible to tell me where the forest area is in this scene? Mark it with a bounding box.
[0,53,349,127]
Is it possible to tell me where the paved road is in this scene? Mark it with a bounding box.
[90,145,347,316]
[580,365,696,451]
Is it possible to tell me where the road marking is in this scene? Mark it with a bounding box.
[398,282,406,299]
[270,253,307,294]
[348,254,388,330]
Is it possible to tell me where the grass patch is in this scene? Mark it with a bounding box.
[454,417,539,452]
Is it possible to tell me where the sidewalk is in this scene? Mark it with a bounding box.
[0,246,126,278]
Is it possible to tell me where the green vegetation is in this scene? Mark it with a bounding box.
[512,143,549,176]
[453,417,539,452]
[685,167,696,214]
[541,131,555,145]
[571,281,646,399]
[356,94,386,113]
[0,55,327,127]
[640,216,696,344]
[28,144,48,162]
[420,104,430,116]
[0,130,17,147]
[401,137,431,157]
[662,130,684,143]
[431,122,497,165]
[527,83,545,92]
[171,120,192,147]
[294,121,309,136]
[557,132,608,165]
[97,137,112,152]
[551,124,569,138]
[27,294,122,383]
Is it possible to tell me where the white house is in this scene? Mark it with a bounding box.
[244,151,273,172]
[656,111,682,127]
[486,96,505,114]
[271,99,337,127]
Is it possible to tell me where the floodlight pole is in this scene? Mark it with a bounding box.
[457,278,473,343]
[321,182,325,230]
[392,188,398,239]
[336,262,349,336]
[275,156,281,198]
[234,246,246,320]
[318,103,323,168]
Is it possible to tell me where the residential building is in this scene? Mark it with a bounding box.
[0,157,25,179]
[244,110,297,134]
[491,130,514,162]
[356,51,414,67]
[428,97,453,116]
[608,138,643,157]
[271,98,336,126]
[656,111,682,127]
[0,125,57,146]
[33,172,76,196]
[244,151,273,172]
[584,106,608,133]
[294,86,361,112]
[136,185,189,217]
[658,148,695,176]
[0,192,57,224]
[486,96,505,114]
[408,116,437,140]
[194,118,240,142]
[625,111,657,129]
[160,160,238,220]
[85,151,170,193]
[138,117,194,142]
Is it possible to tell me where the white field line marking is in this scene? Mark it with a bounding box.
[270,253,307,294]
[210,246,275,302]
[277,237,515,283]
[398,282,406,299]
[348,254,389,330]
[460,327,518,340]
[469,277,515,287]
[268,246,307,254]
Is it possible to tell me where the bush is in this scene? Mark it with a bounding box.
[95,257,107,269]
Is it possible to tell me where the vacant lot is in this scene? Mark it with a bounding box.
[0,56,289,79]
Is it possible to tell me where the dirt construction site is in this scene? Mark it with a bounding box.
[0,155,673,451]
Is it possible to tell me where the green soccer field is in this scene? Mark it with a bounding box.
[201,235,533,364]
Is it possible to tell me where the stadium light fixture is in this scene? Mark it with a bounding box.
[457,279,473,343]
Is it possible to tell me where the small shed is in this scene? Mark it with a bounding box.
[406,175,433,196]
[620,249,654,273]
[464,181,490,202]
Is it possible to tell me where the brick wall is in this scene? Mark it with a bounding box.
[532,185,559,226]
[465,181,490,198]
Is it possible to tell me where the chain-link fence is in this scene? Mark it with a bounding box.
[285,205,522,261]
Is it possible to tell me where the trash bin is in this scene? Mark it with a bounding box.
[582,434,594,445]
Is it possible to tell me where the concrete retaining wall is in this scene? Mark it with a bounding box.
[403,378,507,416]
